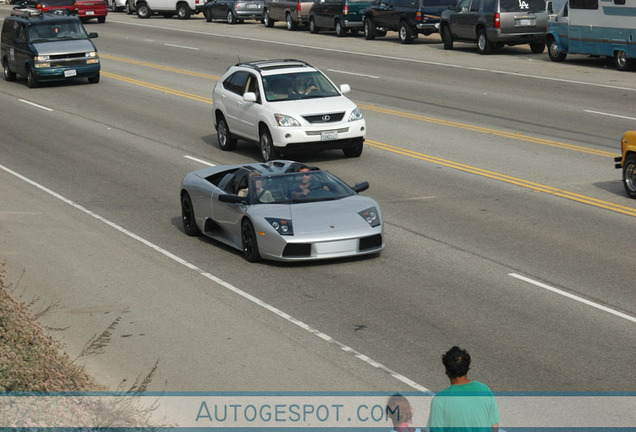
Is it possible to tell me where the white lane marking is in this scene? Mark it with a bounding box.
[164,43,199,50]
[106,19,636,93]
[327,69,379,79]
[184,155,216,166]
[584,110,636,121]
[19,99,54,112]
[0,161,429,392]
[509,273,636,324]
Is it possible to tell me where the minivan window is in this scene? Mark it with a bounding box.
[28,22,88,43]
[499,0,545,12]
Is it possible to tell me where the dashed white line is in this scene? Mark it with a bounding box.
[19,99,54,112]
[184,155,216,166]
[327,69,379,79]
[509,273,636,324]
[584,110,636,121]
[164,43,199,50]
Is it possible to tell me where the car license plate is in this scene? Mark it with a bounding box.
[321,131,338,141]
[519,18,534,26]
[86,10,94,14]
[64,69,77,77]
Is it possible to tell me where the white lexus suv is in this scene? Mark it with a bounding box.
[212,59,366,161]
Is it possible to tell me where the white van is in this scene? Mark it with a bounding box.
[546,0,636,70]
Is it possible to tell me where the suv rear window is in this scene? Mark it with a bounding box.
[500,0,545,12]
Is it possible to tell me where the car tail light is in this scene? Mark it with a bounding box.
[416,10,421,22]
[343,4,348,15]
[296,1,300,13]
[494,12,500,28]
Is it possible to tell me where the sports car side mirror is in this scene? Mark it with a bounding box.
[352,181,369,193]
[219,194,246,204]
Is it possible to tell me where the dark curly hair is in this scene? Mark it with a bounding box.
[442,346,471,378]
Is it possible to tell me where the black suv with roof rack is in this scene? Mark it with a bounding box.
[1,8,100,88]
[363,0,455,43]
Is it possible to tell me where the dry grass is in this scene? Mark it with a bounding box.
[0,262,98,392]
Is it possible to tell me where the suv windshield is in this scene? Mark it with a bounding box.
[28,21,87,43]
[262,71,340,102]
[500,0,545,12]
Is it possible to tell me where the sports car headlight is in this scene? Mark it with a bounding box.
[266,218,294,236]
[348,107,363,122]
[358,207,380,227]
[274,114,301,127]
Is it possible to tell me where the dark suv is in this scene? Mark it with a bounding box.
[1,8,100,87]
[309,0,372,36]
[363,0,454,43]
[439,0,547,54]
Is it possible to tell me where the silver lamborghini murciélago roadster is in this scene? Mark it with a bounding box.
[180,160,384,262]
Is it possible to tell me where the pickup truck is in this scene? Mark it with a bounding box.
[615,131,636,199]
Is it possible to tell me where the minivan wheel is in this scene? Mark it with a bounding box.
[263,9,274,27]
[615,50,633,71]
[286,12,297,30]
[259,128,278,162]
[547,37,566,62]
[3,61,16,82]
[398,21,413,44]
[136,2,151,18]
[26,67,38,88]
[530,42,545,54]
[335,20,346,37]
[88,73,100,84]
[309,17,319,33]
[441,25,453,50]
[363,17,375,40]
[477,28,493,54]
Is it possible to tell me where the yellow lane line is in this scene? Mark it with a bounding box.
[367,139,636,217]
[101,71,213,104]
[99,70,634,217]
[100,54,221,80]
[359,104,617,158]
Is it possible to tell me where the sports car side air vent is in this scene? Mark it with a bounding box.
[359,234,382,251]
[302,112,345,123]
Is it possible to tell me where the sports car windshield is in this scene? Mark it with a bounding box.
[249,171,356,204]
[263,72,341,102]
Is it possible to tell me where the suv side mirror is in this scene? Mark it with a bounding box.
[339,84,350,94]
[88,32,98,38]
[243,92,257,102]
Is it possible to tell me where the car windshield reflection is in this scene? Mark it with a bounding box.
[262,72,341,102]
[248,171,355,204]
[29,22,87,43]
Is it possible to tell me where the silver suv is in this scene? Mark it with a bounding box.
[439,0,547,54]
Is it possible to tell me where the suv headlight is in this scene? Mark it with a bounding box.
[358,206,380,227]
[266,218,294,235]
[348,107,363,122]
[34,55,50,61]
[274,114,301,127]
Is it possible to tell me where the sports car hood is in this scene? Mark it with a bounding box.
[288,199,374,235]
[32,39,95,56]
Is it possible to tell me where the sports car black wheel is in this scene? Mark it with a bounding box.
[623,154,636,199]
[181,192,201,236]
[259,128,278,162]
[217,115,237,151]
[343,141,363,158]
[241,219,261,262]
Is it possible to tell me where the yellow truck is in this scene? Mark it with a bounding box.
[615,131,636,199]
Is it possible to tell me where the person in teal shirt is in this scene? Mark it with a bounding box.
[428,346,499,432]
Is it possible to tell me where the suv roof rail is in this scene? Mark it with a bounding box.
[236,59,312,73]
[11,7,43,17]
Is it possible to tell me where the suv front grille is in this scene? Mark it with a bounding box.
[302,112,345,123]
